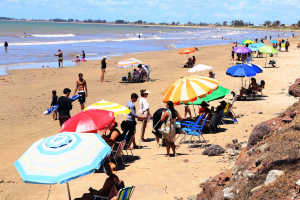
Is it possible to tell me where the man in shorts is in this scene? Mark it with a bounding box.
[57,88,73,127]
[126,93,145,149]
[101,56,107,82]
[74,73,88,110]
[54,49,63,68]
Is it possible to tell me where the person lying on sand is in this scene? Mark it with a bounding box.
[237,78,258,100]
[74,163,119,200]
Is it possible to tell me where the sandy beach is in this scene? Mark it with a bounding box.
[1,35,300,200]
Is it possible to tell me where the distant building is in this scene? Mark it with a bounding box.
[115,20,125,24]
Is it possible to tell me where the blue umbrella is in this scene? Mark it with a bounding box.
[14,132,111,200]
[269,40,278,44]
[226,64,258,87]
[247,63,264,73]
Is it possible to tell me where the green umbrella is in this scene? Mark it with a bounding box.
[183,86,230,105]
[258,46,278,67]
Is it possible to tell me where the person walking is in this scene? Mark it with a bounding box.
[101,56,107,82]
[57,88,73,127]
[4,41,8,50]
[160,101,182,157]
[126,93,145,149]
[286,39,290,52]
[138,89,152,142]
[74,73,88,110]
[54,49,63,68]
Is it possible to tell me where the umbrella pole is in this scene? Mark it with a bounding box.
[67,182,71,200]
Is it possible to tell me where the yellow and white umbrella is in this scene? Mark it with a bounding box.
[84,100,130,116]
[163,75,220,105]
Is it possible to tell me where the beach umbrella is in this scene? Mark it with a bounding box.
[183,86,230,105]
[179,47,197,55]
[115,58,142,68]
[233,47,251,54]
[226,64,258,87]
[60,109,115,133]
[248,43,266,52]
[269,40,278,44]
[14,132,111,200]
[247,63,264,73]
[258,46,278,67]
[242,39,254,44]
[163,75,220,105]
[188,64,213,74]
[84,100,130,116]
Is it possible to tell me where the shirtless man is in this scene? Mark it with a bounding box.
[54,49,63,68]
[74,73,88,110]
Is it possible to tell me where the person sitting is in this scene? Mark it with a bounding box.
[297,43,300,49]
[75,163,119,200]
[186,58,192,68]
[102,122,121,147]
[133,69,139,78]
[192,56,196,66]
[119,121,135,149]
[198,101,212,122]
[237,78,258,100]
[209,70,214,78]
[258,80,265,95]
[108,180,125,200]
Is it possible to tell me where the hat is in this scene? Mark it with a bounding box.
[200,101,209,107]
[144,91,150,94]
[103,56,107,59]
[219,100,227,105]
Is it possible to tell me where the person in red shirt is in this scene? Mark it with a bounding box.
[198,101,212,122]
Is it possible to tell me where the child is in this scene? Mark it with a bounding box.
[51,90,58,120]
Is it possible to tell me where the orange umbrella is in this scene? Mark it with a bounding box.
[277,38,283,41]
[179,47,197,55]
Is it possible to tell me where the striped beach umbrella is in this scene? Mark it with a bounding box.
[14,132,111,199]
[84,100,130,116]
[242,39,254,44]
[116,58,142,68]
[163,75,220,105]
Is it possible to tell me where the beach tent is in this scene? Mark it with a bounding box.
[14,132,111,200]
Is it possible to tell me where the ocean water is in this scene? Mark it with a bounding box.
[0,21,294,75]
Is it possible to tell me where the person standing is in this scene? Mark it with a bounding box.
[231,47,235,61]
[54,49,63,68]
[101,56,107,82]
[4,41,8,50]
[160,101,182,157]
[51,90,58,121]
[82,50,85,61]
[126,93,145,149]
[57,88,73,127]
[270,35,272,40]
[286,39,290,52]
[139,90,152,142]
[139,34,140,39]
[74,73,88,110]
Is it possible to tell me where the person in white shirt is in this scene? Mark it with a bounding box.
[138,89,152,141]
[138,64,148,82]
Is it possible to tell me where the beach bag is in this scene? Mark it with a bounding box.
[159,110,171,134]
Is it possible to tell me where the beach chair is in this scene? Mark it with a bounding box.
[181,114,208,148]
[205,112,218,133]
[93,186,135,200]
[147,70,151,81]
[132,73,141,82]
[109,134,128,168]
[123,133,135,160]
[214,110,224,130]
[223,102,238,123]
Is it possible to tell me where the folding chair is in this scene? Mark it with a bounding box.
[109,134,128,168]
[94,186,135,200]
[181,114,208,148]
[205,112,218,133]
[214,110,224,130]
[132,73,141,82]
[124,133,135,160]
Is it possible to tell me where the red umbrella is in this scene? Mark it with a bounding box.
[60,109,115,133]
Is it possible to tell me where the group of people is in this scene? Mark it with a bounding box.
[184,56,196,68]
[236,78,265,100]
[74,50,86,62]
[50,73,88,126]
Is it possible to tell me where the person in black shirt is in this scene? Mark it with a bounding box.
[82,50,85,61]
[57,88,73,127]
[51,90,58,121]
[101,56,107,82]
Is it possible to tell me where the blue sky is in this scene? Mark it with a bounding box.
[2,0,300,25]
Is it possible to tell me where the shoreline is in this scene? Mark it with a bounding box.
[1,35,300,199]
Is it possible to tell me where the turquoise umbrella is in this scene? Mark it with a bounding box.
[183,86,230,105]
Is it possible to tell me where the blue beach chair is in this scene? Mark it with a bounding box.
[181,114,208,148]
[93,186,135,200]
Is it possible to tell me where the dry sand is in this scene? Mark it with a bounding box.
[1,35,300,200]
